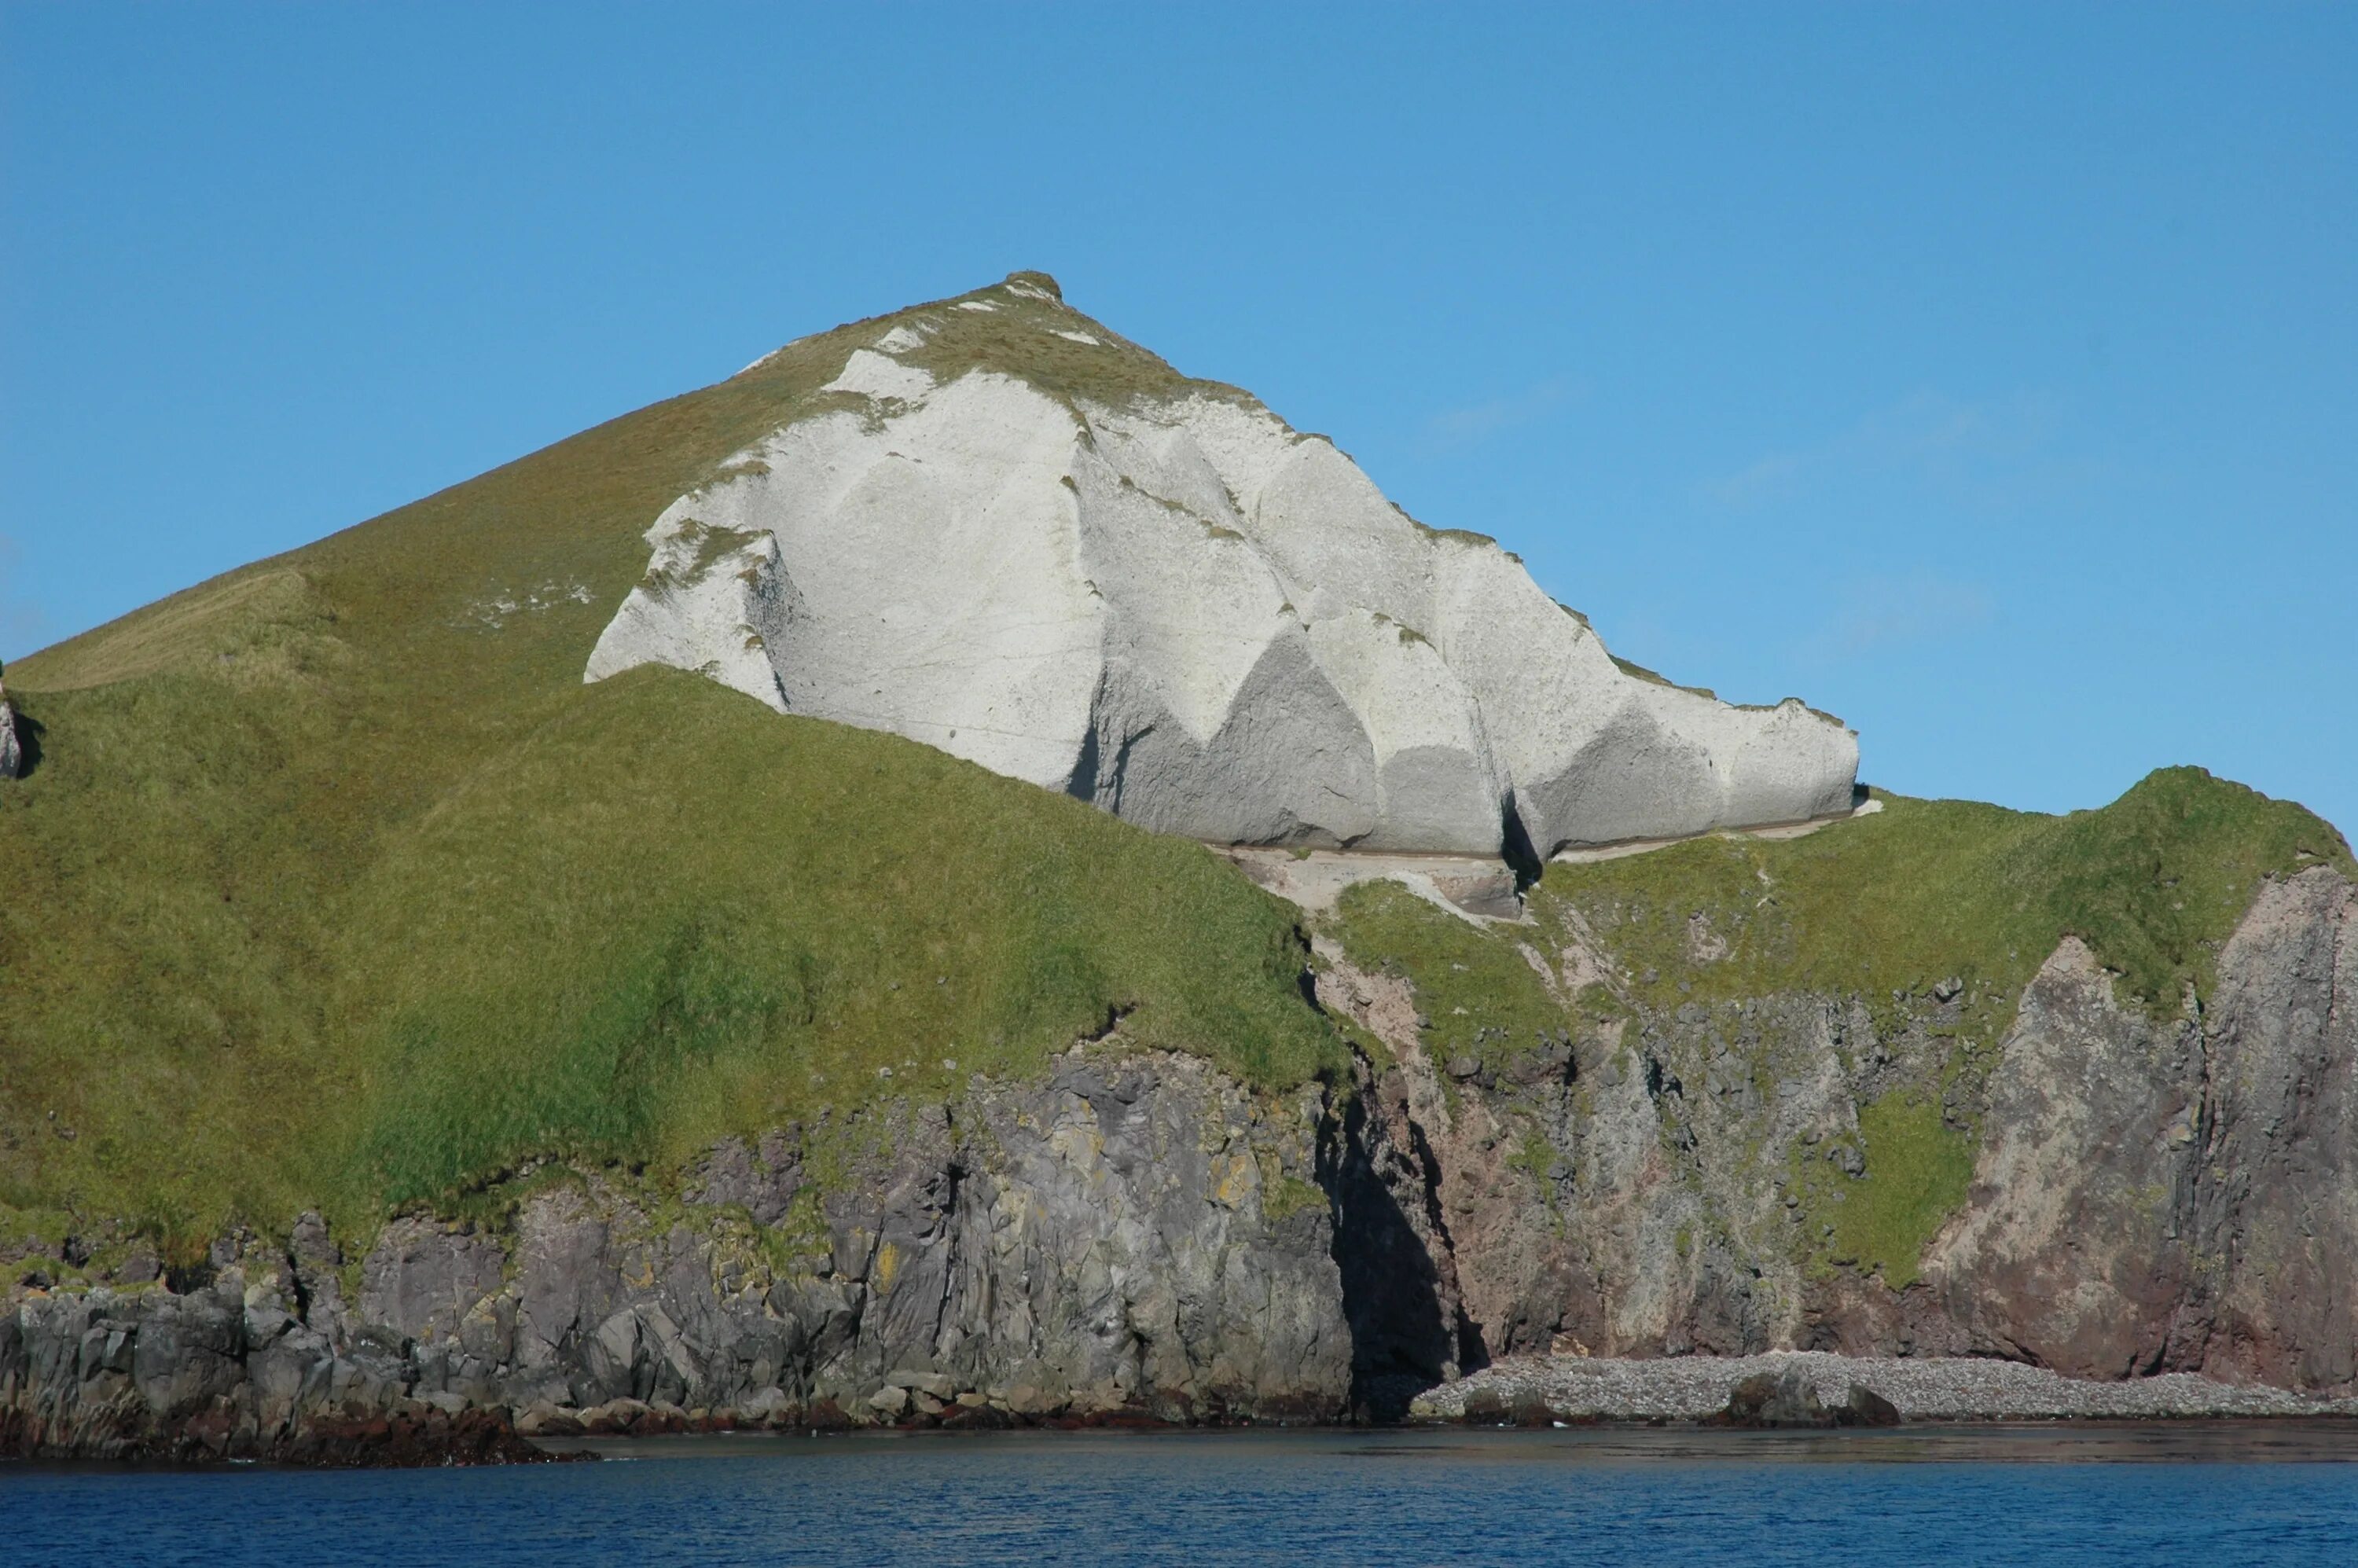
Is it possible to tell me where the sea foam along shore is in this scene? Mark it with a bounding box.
[1410,1353,2358,1423]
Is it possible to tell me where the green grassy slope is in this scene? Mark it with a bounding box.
[1326,771,2352,1286]
[344,673,1335,1214]
[1538,772,2352,1026]
[1333,773,2352,1070]
[0,278,1336,1258]
[5,271,2349,1287]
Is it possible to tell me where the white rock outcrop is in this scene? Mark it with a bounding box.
[0,674,20,780]
[586,276,1858,857]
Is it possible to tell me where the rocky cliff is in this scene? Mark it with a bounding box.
[3,1049,1350,1458]
[9,864,2352,1457]
[586,273,1857,857]
[1320,863,2358,1401]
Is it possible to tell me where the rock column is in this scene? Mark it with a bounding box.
[0,668,21,779]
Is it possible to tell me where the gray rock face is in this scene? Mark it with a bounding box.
[1713,1369,1834,1427]
[684,1129,803,1225]
[8,872,2354,1461]
[1919,938,2202,1375]
[2,1050,1349,1459]
[1705,1370,1895,1427]
[2182,868,2358,1388]
[1319,867,2358,1397]
[359,1218,506,1344]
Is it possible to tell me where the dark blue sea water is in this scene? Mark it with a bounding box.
[8,1425,2358,1566]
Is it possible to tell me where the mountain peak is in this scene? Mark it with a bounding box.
[1001,269,1063,301]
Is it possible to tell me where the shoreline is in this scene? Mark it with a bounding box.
[16,1408,2358,1475]
[1407,1352,2358,1426]
[13,1356,2358,1471]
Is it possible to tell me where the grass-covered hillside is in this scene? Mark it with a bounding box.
[1327,770,2352,1288]
[0,277,1337,1262]
[1333,770,2352,1078]
[5,271,2349,1287]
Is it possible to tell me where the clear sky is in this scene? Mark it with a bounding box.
[5,4,2352,831]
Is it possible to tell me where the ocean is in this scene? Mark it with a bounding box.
[8,1425,2357,1565]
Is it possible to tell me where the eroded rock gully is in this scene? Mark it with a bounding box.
[6,868,2352,1459]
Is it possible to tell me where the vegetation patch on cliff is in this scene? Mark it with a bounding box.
[1323,881,1570,1070]
[1796,1092,1976,1289]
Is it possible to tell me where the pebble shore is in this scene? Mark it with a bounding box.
[1409,1353,2358,1423]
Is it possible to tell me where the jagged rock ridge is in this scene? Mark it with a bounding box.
[586,273,1858,856]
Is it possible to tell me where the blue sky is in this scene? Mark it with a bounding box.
[5,4,2352,830]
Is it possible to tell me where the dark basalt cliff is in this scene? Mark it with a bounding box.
[3,1052,1350,1459]
[5,867,2350,1459]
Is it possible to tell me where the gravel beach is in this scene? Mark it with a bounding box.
[1409,1353,2358,1423]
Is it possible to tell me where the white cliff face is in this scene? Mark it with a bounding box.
[586,276,1859,856]
[0,676,20,780]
